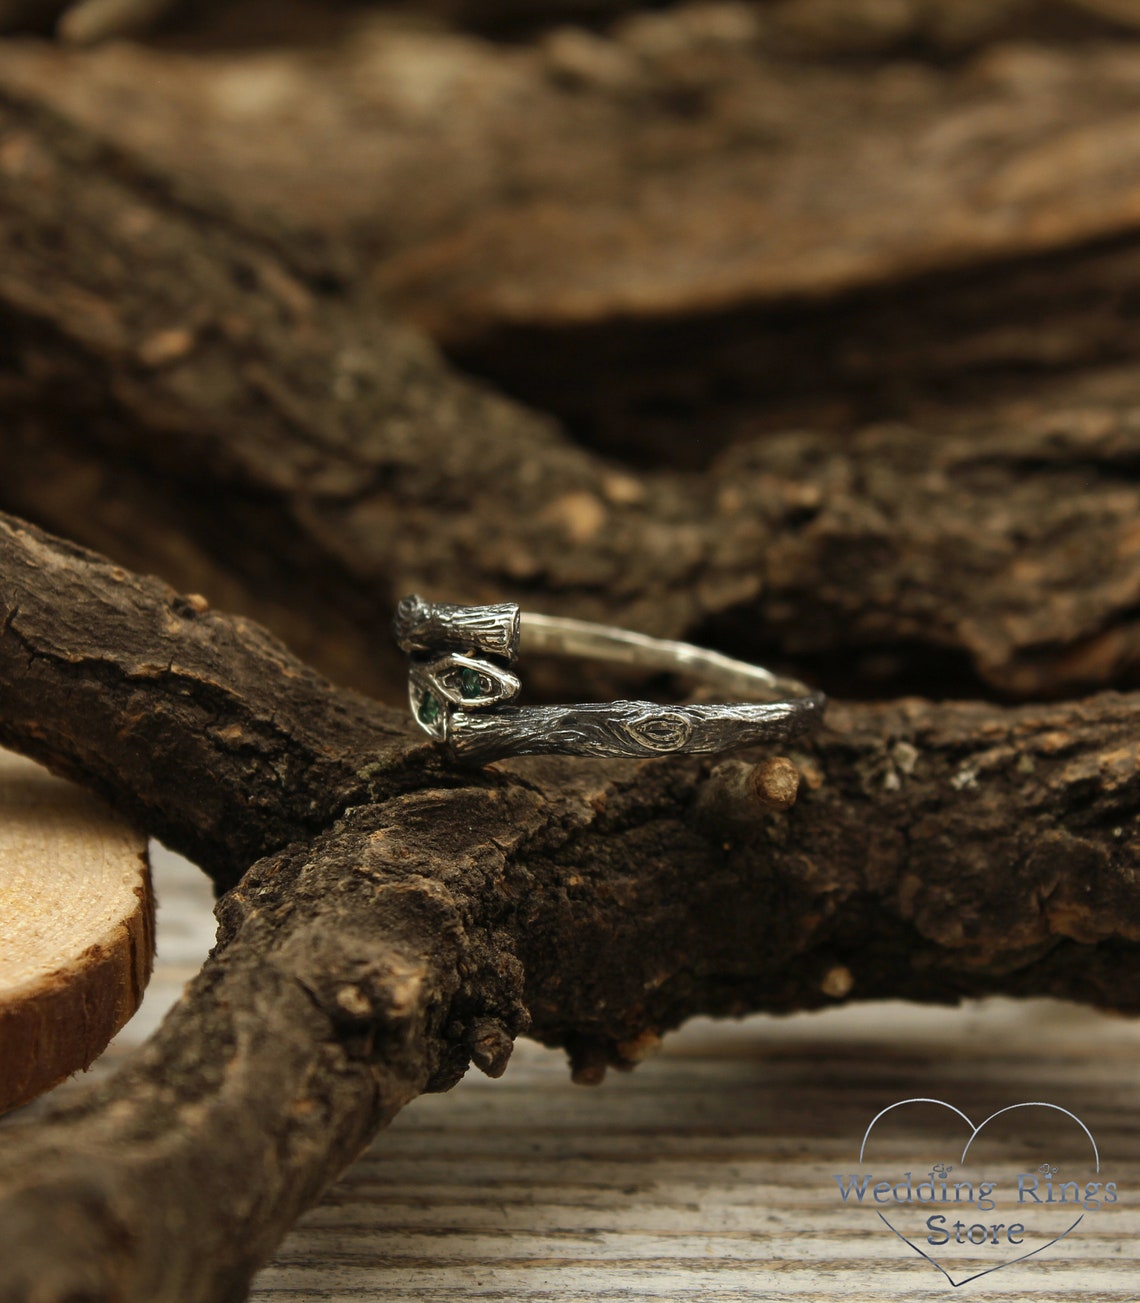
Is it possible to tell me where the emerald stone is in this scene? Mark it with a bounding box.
[459,667,482,700]
[419,691,441,725]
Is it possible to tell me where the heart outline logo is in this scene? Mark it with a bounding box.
[858,1098,1100,1288]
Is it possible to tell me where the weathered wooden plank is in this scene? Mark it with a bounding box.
[11,847,1136,1301]
[250,967,1140,1299]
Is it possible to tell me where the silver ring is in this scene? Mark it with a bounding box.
[393,595,826,764]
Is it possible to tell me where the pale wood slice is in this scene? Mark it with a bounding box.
[0,746,152,1115]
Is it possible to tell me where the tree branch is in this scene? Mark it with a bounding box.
[0,513,442,889]
[2,515,1140,1298]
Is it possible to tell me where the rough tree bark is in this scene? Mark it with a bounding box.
[6,76,1140,704]
[2,513,1140,1300]
[9,5,1140,402]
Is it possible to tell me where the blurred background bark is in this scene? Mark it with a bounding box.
[5,1,1140,709]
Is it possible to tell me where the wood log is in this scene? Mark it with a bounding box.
[4,79,1140,705]
[5,6,1140,353]
[0,747,152,1115]
[0,511,1140,1298]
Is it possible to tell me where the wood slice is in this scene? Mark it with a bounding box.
[0,746,152,1115]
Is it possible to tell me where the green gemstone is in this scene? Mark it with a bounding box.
[459,666,482,700]
[419,691,441,725]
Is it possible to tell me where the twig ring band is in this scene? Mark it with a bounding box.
[393,595,826,764]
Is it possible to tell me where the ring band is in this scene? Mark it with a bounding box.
[393,595,826,764]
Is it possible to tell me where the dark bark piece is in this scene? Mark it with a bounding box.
[56,0,176,43]
[455,0,1140,50]
[0,513,447,890]
[0,0,58,31]
[6,76,1140,708]
[0,0,176,43]
[4,34,1140,700]
[8,10,1140,342]
[11,3,1140,470]
[2,518,1140,1300]
[8,0,1140,56]
[461,232,1140,467]
[13,3,1140,469]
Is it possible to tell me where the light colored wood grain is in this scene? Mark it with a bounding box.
[249,1001,1140,1302]
[0,746,152,1113]
[9,845,1140,1299]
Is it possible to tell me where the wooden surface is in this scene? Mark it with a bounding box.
[0,747,151,1113]
[5,844,1138,1300]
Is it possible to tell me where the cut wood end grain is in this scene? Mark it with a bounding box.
[0,747,153,1115]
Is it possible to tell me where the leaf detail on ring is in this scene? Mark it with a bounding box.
[420,653,521,710]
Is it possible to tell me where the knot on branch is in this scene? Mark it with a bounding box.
[301,952,434,1057]
[213,799,537,1093]
[693,755,802,836]
[429,939,531,1091]
[563,1027,666,1086]
[467,1017,515,1078]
